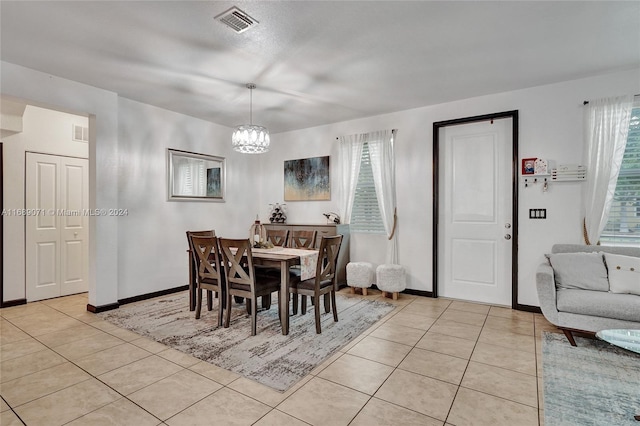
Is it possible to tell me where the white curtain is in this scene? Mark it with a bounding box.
[583,95,633,244]
[338,134,365,224]
[368,129,398,264]
[339,129,398,264]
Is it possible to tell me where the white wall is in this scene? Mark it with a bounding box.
[116,98,261,298]
[259,68,640,306]
[2,61,119,308]
[3,106,88,301]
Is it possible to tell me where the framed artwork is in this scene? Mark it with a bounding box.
[284,156,330,201]
[206,167,222,198]
[521,158,536,175]
[167,149,225,202]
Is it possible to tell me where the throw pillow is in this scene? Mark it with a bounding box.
[603,252,640,296]
[546,252,609,291]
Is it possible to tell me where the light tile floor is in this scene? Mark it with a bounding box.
[0,288,561,426]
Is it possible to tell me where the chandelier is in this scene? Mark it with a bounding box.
[232,83,270,154]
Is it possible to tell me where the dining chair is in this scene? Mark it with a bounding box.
[258,229,290,309]
[286,229,318,313]
[288,229,317,249]
[289,234,343,334]
[186,230,216,311]
[190,235,225,326]
[218,238,282,336]
[266,229,289,247]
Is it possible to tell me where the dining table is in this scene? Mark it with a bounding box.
[187,245,318,335]
[251,247,319,335]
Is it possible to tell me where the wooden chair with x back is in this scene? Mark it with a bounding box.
[287,229,317,249]
[218,238,282,336]
[266,229,289,247]
[258,229,290,309]
[186,230,216,311]
[190,235,225,327]
[289,234,343,334]
[286,229,318,314]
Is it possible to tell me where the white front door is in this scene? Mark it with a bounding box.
[26,153,89,301]
[438,118,513,306]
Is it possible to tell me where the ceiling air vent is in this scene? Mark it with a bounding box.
[214,7,258,34]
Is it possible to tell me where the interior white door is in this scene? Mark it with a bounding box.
[26,153,88,301]
[59,157,89,296]
[438,118,513,306]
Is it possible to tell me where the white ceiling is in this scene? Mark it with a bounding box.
[1,1,639,133]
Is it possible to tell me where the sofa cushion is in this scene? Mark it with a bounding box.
[546,252,609,291]
[603,252,640,296]
[556,288,640,322]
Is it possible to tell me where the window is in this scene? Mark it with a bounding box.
[350,143,385,233]
[601,105,640,245]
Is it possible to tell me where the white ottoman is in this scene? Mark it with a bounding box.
[346,262,374,296]
[376,264,406,300]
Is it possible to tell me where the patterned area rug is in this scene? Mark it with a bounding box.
[542,332,640,426]
[99,291,395,392]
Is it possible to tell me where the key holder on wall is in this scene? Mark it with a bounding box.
[522,158,586,191]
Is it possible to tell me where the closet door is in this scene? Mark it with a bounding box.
[26,153,88,301]
[59,157,89,296]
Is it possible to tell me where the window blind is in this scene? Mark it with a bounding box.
[350,143,385,233]
[601,106,640,246]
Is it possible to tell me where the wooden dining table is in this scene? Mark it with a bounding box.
[251,248,318,335]
[187,246,318,335]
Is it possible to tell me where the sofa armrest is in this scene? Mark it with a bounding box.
[536,262,559,326]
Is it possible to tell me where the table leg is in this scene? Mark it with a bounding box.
[280,260,290,335]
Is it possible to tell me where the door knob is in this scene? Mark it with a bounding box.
[505,223,511,229]
[504,234,511,240]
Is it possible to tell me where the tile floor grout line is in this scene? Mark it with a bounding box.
[4,310,170,425]
[1,395,27,426]
[12,328,166,425]
[441,306,486,426]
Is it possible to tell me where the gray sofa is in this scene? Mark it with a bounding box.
[536,244,640,345]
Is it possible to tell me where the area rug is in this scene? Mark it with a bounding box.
[542,332,640,426]
[98,291,395,392]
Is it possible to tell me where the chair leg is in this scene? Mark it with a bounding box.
[195,288,202,319]
[331,291,338,322]
[323,293,330,313]
[262,295,271,310]
[224,293,232,328]
[246,299,252,315]
[207,290,213,311]
[276,290,282,325]
[292,294,299,315]
[217,291,223,327]
[251,298,258,336]
[301,296,307,315]
[314,296,322,334]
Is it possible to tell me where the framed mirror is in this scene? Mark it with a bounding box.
[167,149,225,202]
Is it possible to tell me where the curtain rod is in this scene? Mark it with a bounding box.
[335,128,398,140]
[583,94,640,105]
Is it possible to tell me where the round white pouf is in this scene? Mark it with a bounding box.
[346,262,374,295]
[376,264,406,300]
